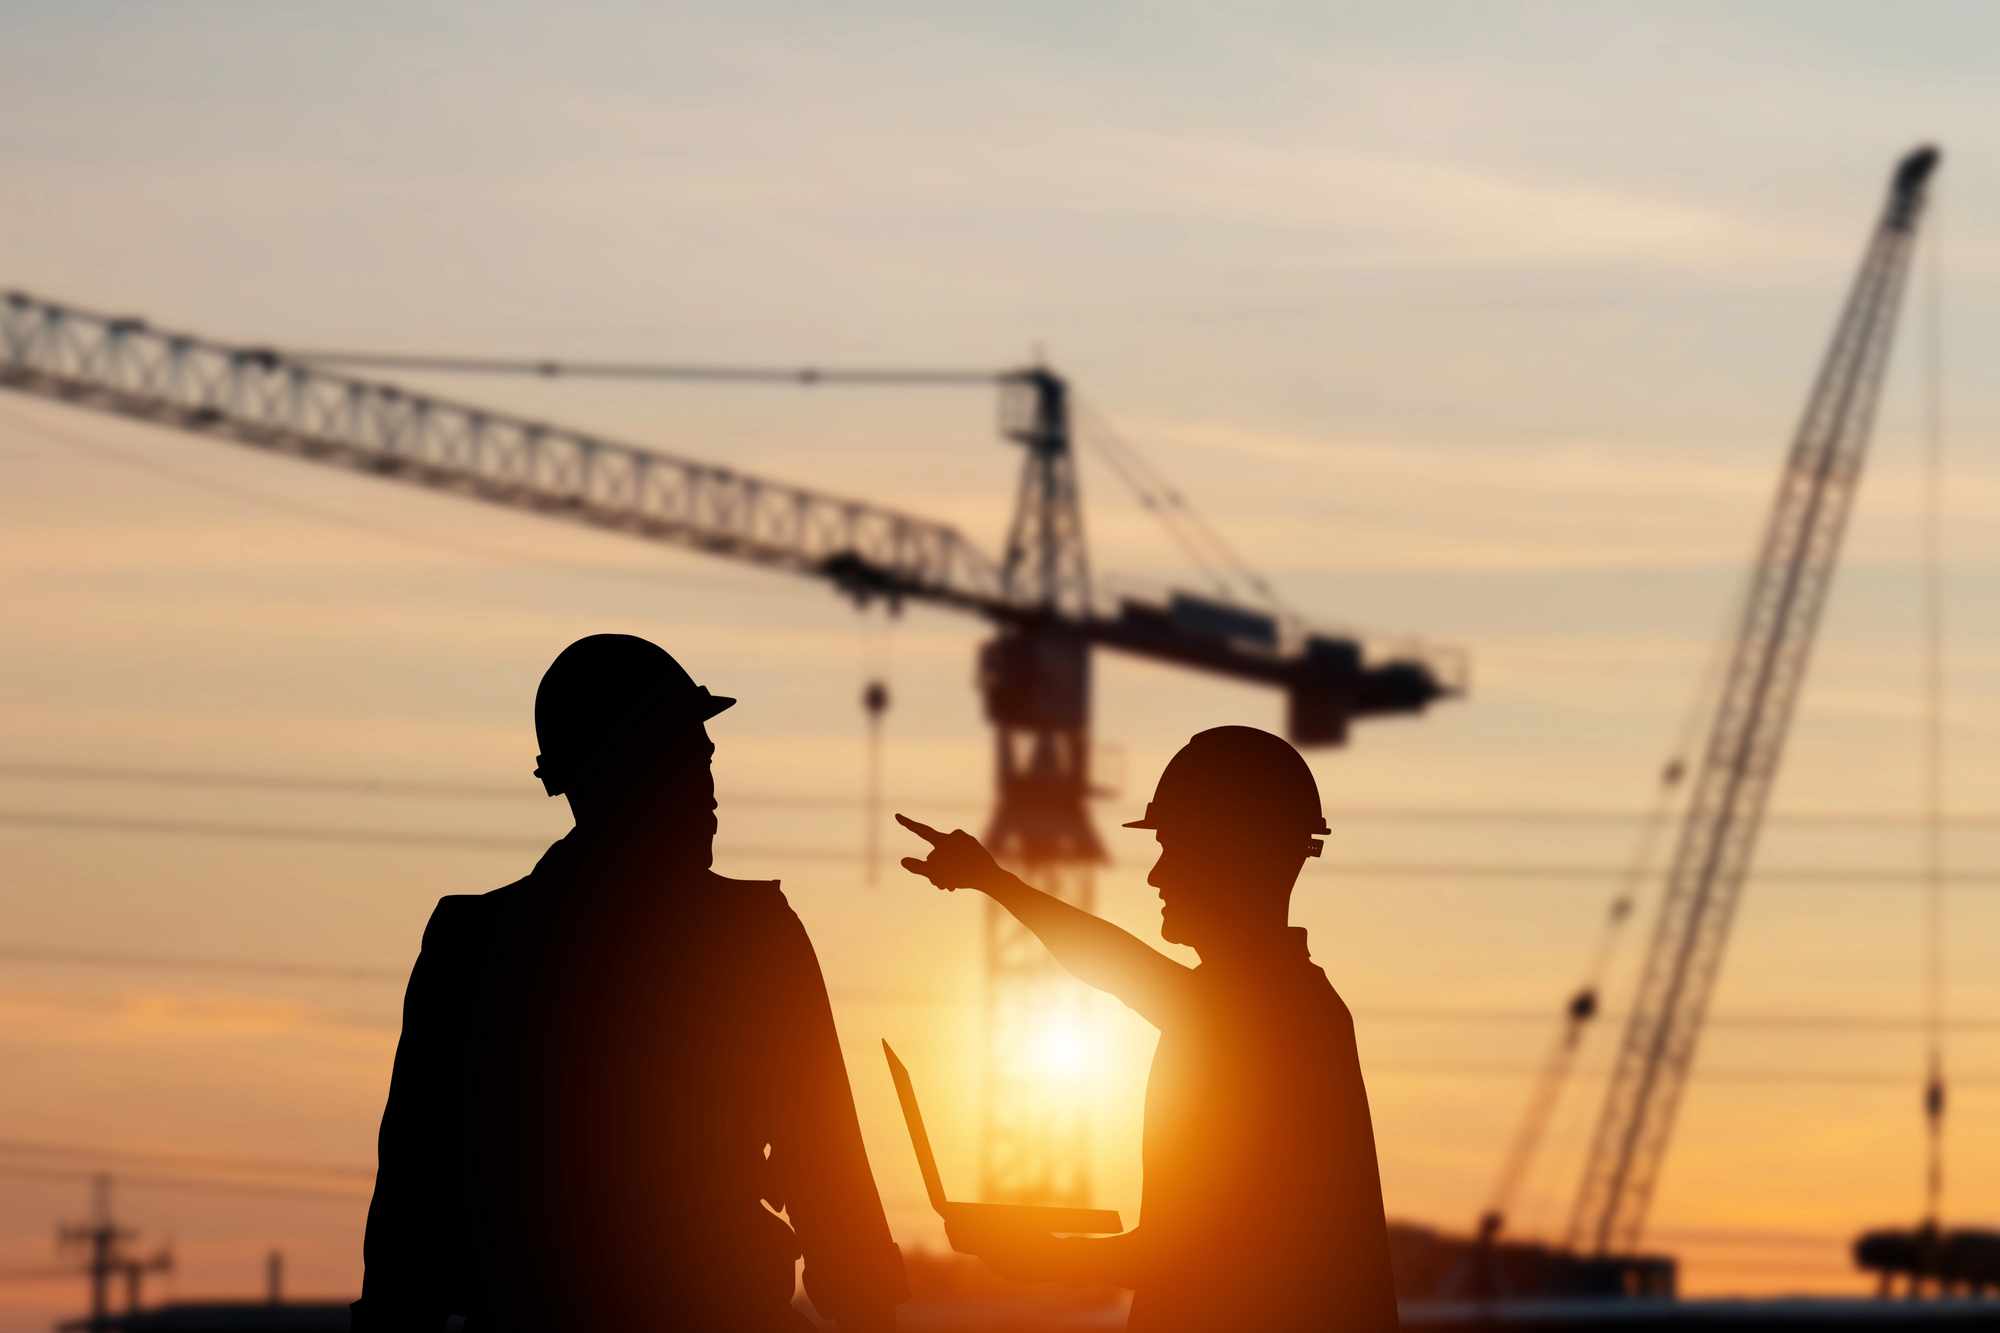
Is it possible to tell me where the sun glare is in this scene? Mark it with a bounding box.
[1029,1017,1092,1081]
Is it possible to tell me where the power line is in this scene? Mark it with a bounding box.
[0,1138,369,1181]
[0,944,957,1013]
[1363,1006,2000,1033]
[18,760,2000,829]
[0,945,403,983]
[22,806,2000,887]
[0,1161,1887,1285]
[1367,1063,2000,1089]
[16,807,2000,889]
[9,1060,2000,1195]
[0,1162,367,1204]
[5,941,1997,1040]
[1,1059,1995,1217]
[0,809,534,851]
[0,760,987,813]
[0,761,523,800]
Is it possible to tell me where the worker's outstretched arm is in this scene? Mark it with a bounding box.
[897,814,1192,1028]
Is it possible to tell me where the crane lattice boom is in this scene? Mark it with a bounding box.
[1566,144,1940,1256]
[0,289,1462,708]
[0,292,1005,611]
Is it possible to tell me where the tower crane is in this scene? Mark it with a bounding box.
[0,288,1464,1208]
[1557,144,1940,1257]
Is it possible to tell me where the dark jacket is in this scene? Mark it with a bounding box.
[354,834,905,1331]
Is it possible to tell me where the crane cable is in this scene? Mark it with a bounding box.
[279,348,1010,386]
[1919,187,1947,1235]
[1072,399,1297,616]
[1093,404,1293,612]
[1484,447,1761,1243]
[859,615,895,887]
[1071,404,1233,600]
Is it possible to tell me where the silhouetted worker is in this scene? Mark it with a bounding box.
[898,726,1399,1332]
[356,634,906,1332]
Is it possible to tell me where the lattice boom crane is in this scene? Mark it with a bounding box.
[1,288,1463,1206]
[1565,144,1940,1256]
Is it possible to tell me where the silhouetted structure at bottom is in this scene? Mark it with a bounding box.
[63,1282,2000,1333]
[1386,1222,1675,1302]
[1855,1226,2000,1297]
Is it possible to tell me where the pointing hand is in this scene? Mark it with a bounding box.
[896,814,1001,893]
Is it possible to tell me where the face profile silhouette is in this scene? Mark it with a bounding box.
[1126,725,1331,951]
[532,633,734,863]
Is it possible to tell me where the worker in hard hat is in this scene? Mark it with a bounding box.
[357,634,906,1333]
[897,725,1399,1332]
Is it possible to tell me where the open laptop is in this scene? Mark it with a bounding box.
[882,1040,1122,1236]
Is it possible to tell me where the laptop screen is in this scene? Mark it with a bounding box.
[882,1040,948,1212]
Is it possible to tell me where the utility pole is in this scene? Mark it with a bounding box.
[59,1176,128,1331]
[117,1246,172,1316]
[58,1175,168,1329]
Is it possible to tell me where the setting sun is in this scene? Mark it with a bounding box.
[1028,1017,1093,1082]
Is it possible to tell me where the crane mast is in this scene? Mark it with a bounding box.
[1566,144,1940,1256]
[1,287,1461,1209]
[980,371,1103,1203]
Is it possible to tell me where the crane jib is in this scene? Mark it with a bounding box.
[1563,144,1940,1257]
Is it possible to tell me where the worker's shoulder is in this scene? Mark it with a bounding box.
[419,874,528,946]
[706,869,784,894]
[1290,961,1356,1033]
[700,872,818,959]
[705,870,796,916]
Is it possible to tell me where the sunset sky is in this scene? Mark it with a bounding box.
[7,2,2000,1326]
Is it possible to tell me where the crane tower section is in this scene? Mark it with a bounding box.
[1567,144,1940,1256]
[981,371,1103,1203]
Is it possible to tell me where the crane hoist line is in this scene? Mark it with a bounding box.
[0,287,1464,1207]
[1562,144,1941,1258]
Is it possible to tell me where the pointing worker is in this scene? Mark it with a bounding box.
[357,634,906,1332]
[898,725,1400,1332]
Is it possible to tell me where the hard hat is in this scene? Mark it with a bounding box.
[1123,725,1330,856]
[533,634,734,797]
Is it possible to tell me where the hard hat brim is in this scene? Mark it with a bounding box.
[700,692,737,720]
[1121,816,1156,829]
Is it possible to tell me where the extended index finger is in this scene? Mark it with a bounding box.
[894,812,945,846]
